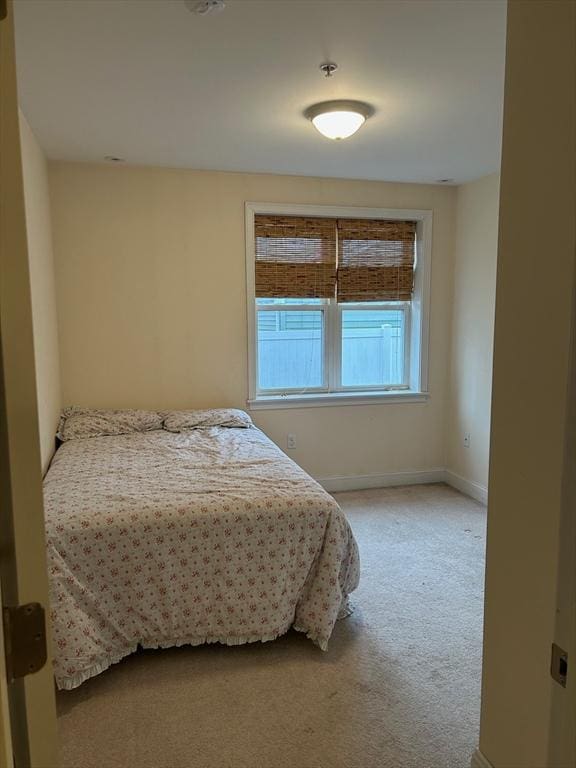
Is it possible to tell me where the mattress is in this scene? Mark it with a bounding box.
[44,425,360,689]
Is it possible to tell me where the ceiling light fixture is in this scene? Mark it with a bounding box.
[304,62,374,140]
[304,100,374,140]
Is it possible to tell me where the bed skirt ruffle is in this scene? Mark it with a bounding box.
[57,602,355,691]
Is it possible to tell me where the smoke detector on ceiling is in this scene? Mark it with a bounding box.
[185,0,226,15]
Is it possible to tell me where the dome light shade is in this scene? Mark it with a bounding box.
[304,100,374,140]
[312,111,365,140]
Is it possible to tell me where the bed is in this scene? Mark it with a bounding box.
[44,408,360,690]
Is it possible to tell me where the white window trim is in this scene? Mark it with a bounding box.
[245,202,432,410]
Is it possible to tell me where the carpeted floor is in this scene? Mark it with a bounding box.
[56,484,486,768]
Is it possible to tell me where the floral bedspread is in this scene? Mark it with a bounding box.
[44,426,360,689]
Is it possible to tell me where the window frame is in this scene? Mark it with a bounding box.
[335,301,411,392]
[245,203,432,410]
[255,300,330,395]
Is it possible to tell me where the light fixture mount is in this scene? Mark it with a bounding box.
[304,100,374,140]
[319,62,338,78]
[185,0,226,15]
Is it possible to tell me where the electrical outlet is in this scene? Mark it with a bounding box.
[287,434,296,450]
[551,643,568,687]
[463,433,471,448]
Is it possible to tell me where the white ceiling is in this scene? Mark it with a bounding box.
[14,0,506,184]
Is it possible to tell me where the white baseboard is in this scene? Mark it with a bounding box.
[444,470,488,505]
[471,748,494,768]
[317,469,446,493]
[316,467,488,504]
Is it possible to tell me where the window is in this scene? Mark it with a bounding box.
[340,305,407,388]
[246,204,431,408]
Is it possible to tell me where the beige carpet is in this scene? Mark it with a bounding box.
[56,484,486,768]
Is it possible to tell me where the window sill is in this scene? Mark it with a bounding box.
[247,390,430,410]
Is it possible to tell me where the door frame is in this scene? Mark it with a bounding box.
[0,1,59,765]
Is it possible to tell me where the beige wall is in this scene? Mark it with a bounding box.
[479,1,575,766]
[446,173,499,499]
[19,113,61,474]
[49,163,456,481]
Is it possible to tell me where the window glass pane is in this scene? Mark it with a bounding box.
[342,300,405,307]
[257,310,324,390]
[256,298,325,306]
[341,309,404,387]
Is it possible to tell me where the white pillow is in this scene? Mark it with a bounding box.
[163,408,253,432]
[57,408,163,441]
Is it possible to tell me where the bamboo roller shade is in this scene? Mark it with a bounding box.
[337,219,416,302]
[255,215,337,299]
[254,214,416,301]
